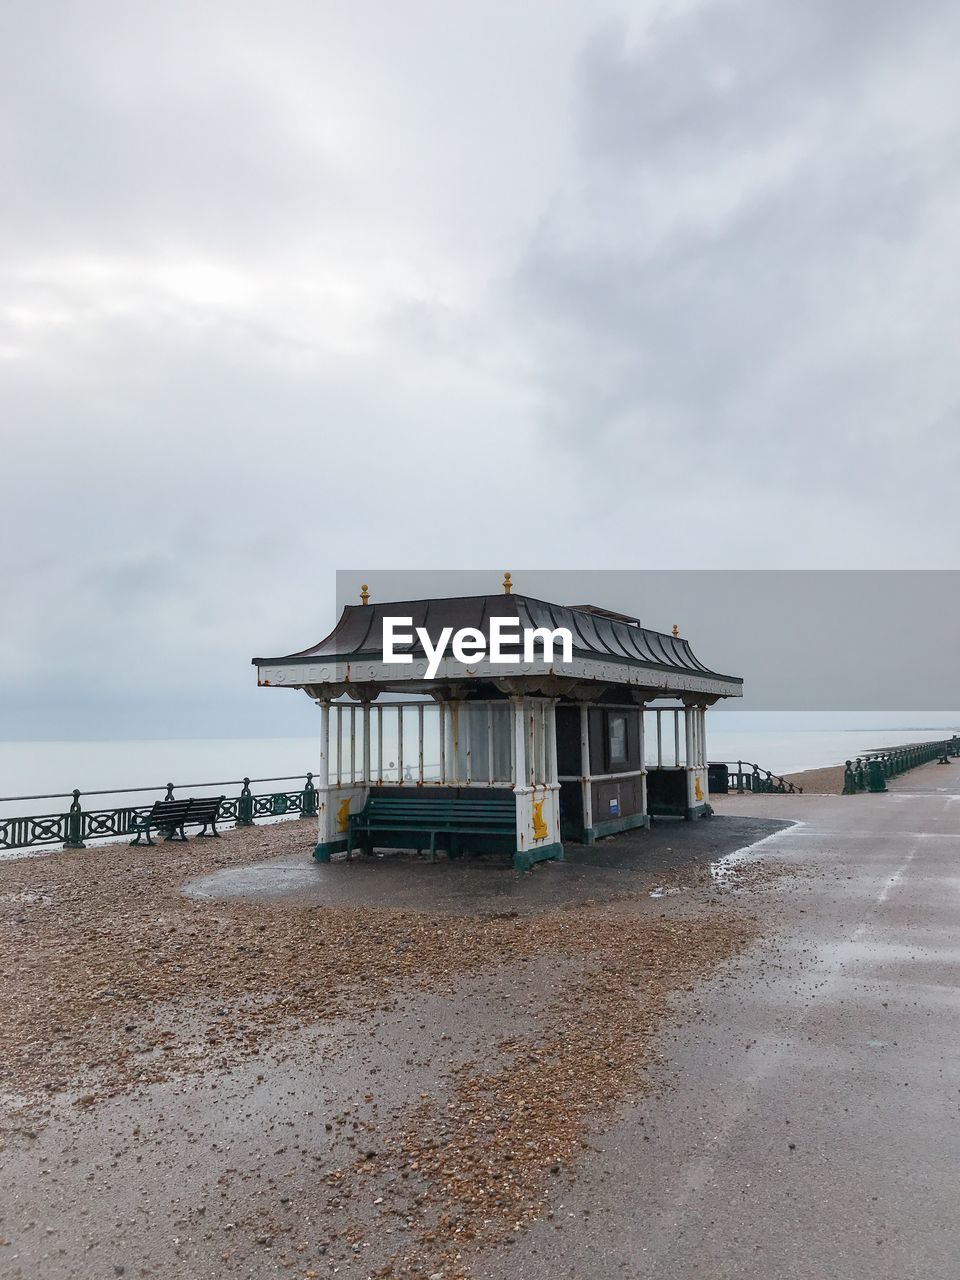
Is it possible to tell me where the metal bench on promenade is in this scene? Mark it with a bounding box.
[347,795,517,860]
[130,796,224,845]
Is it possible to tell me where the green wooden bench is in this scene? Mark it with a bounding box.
[347,795,516,860]
[129,796,224,846]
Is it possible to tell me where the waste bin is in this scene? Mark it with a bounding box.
[707,762,729,795]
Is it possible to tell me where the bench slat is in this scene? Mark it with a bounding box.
[131,795,224,846]
[347,795,516,859]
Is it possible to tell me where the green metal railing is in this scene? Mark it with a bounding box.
[712,762,803,795]
[842,737,960,795]
[0,773,318,852]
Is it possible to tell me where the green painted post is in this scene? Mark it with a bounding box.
[63,789,85,849]
[866,759,887,792]
[237,777,254,827]
[854,757,865,790]
[736,761,745,794]
[842,761,856,795]
[302,772,317,818]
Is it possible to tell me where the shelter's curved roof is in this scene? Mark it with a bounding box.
[252,594,741,686]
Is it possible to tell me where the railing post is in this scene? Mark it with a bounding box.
[736,760,745,795]
[237,777,254,827]
[302,771,317,818]
[842,761,856,795]
[165,782,175,800]
[64,789,85,849]
[866,758,887,792]
[854,757,865,790]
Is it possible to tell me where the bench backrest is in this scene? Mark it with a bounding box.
[149,796,223,822]
[363,797,515,822]
[188,796,223,821]
[149,799,192,821]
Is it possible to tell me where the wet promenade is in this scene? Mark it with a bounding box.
[487,758,960,1279]
[1,759,958,1278]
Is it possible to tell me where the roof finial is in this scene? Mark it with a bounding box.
[502,571,512,595]
[672,623,679,638]
[360,583,370,605]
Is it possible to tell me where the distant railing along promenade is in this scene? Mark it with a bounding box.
[709,762,803,795]
[843,736,960,794]
[0,774,319,853]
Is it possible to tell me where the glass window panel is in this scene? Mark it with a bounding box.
[491,703,512,783]
[468,704,490,783]
[608,712,628,768]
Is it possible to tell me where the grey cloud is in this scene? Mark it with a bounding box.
[0,5,344,255]
[510,0,960,511]
[578,1,955,161]
[2,0,960,743]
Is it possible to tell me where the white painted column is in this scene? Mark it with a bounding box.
[316,701,334,850]
[684,705,697,815]
[684,704,708,815]
[513,696,526,788]
[543,697,562,852]
[545,700,558,784]
[512,695,527,857]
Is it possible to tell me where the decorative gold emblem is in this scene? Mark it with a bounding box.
[695,776,704,802]
[360,583,370,605]
[502,571,512,594]
[336,797,351,831]
[532,798,548,841]
[672,623,679,637]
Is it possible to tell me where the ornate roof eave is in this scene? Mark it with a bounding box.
[258,653,742,702]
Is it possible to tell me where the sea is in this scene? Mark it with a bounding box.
[1,711,958,823]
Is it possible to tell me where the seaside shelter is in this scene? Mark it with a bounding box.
[252,587,742,870]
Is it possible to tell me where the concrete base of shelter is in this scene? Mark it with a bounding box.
[313,838,348,863]
[685,802,714,821]
[513,842,564,873]
[582,812,650,845]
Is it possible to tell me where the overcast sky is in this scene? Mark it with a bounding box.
[2,1,959,739]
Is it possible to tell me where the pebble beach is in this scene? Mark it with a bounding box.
[3,754,958,1278]
[1,811,788,1278]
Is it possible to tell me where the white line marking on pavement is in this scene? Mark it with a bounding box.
[878,848,916,903]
